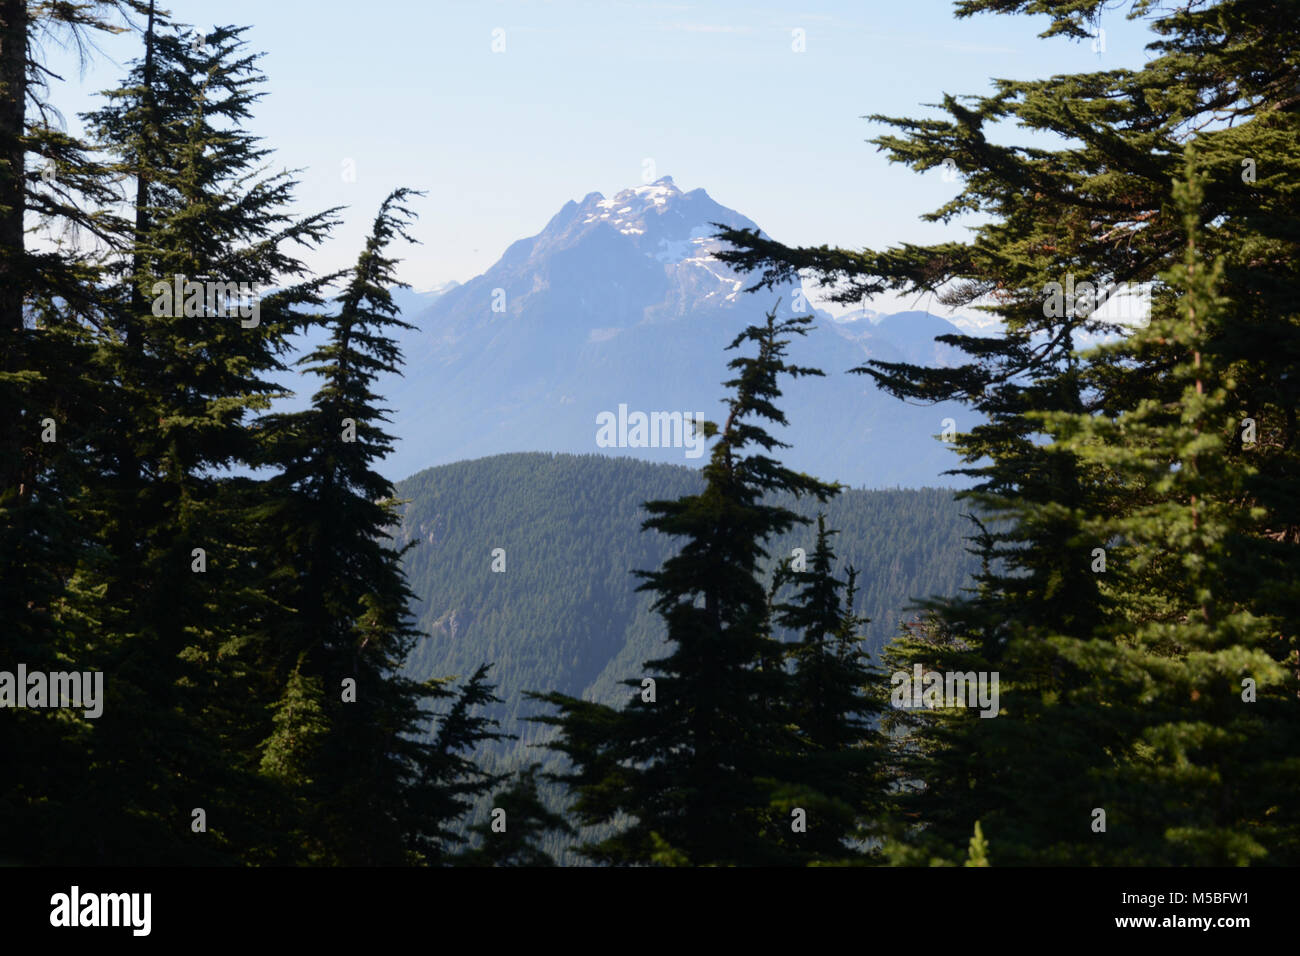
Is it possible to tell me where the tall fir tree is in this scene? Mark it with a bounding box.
[769,515,884,862]
[1034,158,1300,864]
[0,0,155,864]
[716,0,1299,864]
[254,189,507,864]
[453,764,574,867]
[531,309,838,866]
[3,7,513,866]
[60,13,340,863]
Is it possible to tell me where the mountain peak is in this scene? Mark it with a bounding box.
[607,177,681,208]
[378,182,971,489]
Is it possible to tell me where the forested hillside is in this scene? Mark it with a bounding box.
[394,452,976,759]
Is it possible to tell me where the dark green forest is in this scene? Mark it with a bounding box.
[393,453,976,864]
[395,452,974,746]
[3,0,1298,869]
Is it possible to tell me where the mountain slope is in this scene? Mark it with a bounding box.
[393,453,978,761]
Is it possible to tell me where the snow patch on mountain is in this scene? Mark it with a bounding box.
[948,312,1003,336]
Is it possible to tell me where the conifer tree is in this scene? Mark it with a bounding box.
[2,0,136,511]
[255,190,507,864]
[532,309,837,866]
[454,764,573,867]
[3,7,515,866]
[56,13,340,863]
[770,515,883,862]
[716,0,1300,865]
[1036,159,1300,864]
[0,0,159,864]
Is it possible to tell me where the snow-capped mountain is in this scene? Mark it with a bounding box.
[375,178,975,489]
[948,312,1004,337]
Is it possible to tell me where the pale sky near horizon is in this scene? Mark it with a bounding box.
[38,0,1159,317]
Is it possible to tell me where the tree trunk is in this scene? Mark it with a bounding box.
[0,0,28,498]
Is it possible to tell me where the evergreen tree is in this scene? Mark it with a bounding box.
[716,0,1300,865]
[2,0,136,515]
[3,7,514,866]
[1037,159,1300,864]
[0,0,155,864]
[255,190,507,864]
[56,12,340,863]
[770,515,884,862]
[454,764,573,867]
[531,309,837,866]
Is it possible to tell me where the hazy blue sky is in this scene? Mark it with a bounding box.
[40,0,1159,314]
